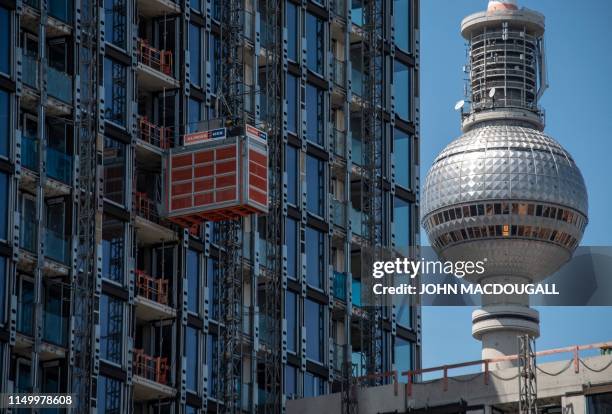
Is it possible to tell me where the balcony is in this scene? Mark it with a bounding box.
[351,135,363,166]
[22,136,39,172]
[22,54,39,89]
[46,147,72,184]
[137,39,178,91]
[134,192,177,245]
[133,348,175,400]
[333,271,347,301]
[47,66,72,104]
[45,230,70,265]
[134,270,176,321]
[138,116,173,150]
[136,270,168,305]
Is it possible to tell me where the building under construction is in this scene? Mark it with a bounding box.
[0,0,420,412]
[288,0,612,413]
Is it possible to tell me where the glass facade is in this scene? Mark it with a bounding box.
[2,1,419,411]
[104,0,126,49]
[305,299,324,363]
[104,57,127,126]
[305,84,324,145]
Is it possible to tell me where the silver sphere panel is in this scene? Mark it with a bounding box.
[422,124,588,216]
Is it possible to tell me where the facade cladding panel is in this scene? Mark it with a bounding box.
[0,0,419,412]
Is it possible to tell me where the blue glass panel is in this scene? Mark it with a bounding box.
[46,147,72,183]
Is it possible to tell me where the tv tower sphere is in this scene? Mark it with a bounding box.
[422,1,588,366]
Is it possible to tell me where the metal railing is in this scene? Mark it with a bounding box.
[45,229,70,264]
[138,116,173,149]
[403,341,612,396]
[134,192,161,224]
[332,271,347,301]
[133,348,169,385]
[22,136,39,171]
[46,147,72,183]
[47,66,72,103]
[136,270,169,306]
[137,39,173,76]
[22,55,38,88]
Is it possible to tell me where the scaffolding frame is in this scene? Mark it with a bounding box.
[518,335,538,414]
[70,0,102,411]
[218,0,248,412]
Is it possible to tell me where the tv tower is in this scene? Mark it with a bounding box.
[422,0,588,367]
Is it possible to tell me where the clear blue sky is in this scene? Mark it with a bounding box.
[420,0,612,371]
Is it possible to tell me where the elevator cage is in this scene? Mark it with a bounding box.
[165,127,268,226]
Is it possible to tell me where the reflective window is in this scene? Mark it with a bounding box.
[305,84,324,145]
[285,364,298,398]
[305,299,324,362]
[285,290,297,352]
[100,294,123,364]
[102,215,125,283]
[393,197,411,256]
[97,375,121,413]
[209,35,221,93]
[104,0,127,49]
[104,57,127,127]
[287,2,298,61]
[0,89,9,158]
[287,74,298,133]
[207,257,220,320]
[188,97,203,133]
[305,13,324,74]
[43,283,69,346]
[393,0,411,52]
[306,226,324,289]
[17,278,34,335]
[304,372,325,397]
[0,7,9,75]
[394,61,411,121]
[394,128,411,189]
[189,23,202,86]
[286,217,298,280]
[394,337,413,376]
[0,172,7,240]
[395,290,412,328]
[186,405,199,414]
[103,137,126,205]
[351,0,364,26]
[187,249,200,314]
[286,145,298,205]
[185,326,199,391]
[587,392,612,413]
[306,155,324,216]
[191,0,202,13]
[207,334,220,398]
